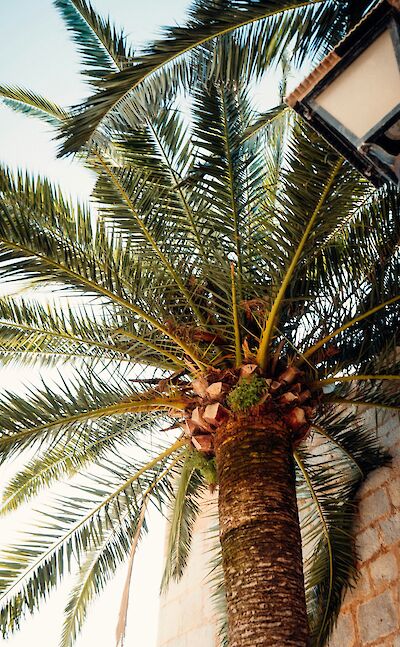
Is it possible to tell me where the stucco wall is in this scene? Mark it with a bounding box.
[157,409,400,647]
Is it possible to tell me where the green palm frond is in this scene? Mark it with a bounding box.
[161,450,207,592]
[207,518,228,647]
[241,104,289,144]
[59,0,361,155]
[54,0,134,78]
[60,510,143,647]
[0,413,161,515]
[190,79,268,285]
[0,296,133,367]
[303,293,400,368]
[0,165,205,366]
[0,369,186,461]
[96,103,212,271]
[0,86,68,126]
[92,152,206,327]
[250,121,399,374]
[257,155,345,368]
[328,375,400,412]
[311,408,389,480]
[295,411,388,646]
[60,454,180,647]
[302,285,400,371]
[0,439,184,638]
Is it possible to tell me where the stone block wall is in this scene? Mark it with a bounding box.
[157,409,399,647]
[329,409,400,647]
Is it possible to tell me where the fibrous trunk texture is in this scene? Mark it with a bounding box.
[215,413,309,647]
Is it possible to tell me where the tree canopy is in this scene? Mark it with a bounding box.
[0,1,398,646]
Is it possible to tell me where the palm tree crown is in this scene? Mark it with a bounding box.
[0,1,398,646]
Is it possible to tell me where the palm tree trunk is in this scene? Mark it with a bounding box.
[215,412,309,647]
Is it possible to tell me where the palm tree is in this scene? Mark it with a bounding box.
[0,1,398,646]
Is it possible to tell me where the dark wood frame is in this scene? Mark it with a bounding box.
[287,1,400,187]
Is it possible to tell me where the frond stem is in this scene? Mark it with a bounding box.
[311,424,364,478]
[0,236,204,368]
[231,263,242,367]
[257,158,343,370]
[145,119,210,274]
[0,396,187,448]
[329,398,400,412]
[75,0,325,149]
[314,375,400,387]
[0,318,128,357]
[241,105,290,143]
[111,329,186,368]
[220,86,243,301]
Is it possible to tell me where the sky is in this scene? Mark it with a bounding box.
[0,2,191,647]
[0,2,283,646]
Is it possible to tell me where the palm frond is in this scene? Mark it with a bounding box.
[0,296,134,367]
[257,157,344,368]
[190,81,262,281]
[303,296,400,364]
[60,454,181,647]
[54,0,134,79]
[0,86,68,126]
[0,165,204,366]
[328,376,400,412]
[93,151,206,326]
[0,413,161,515]
[161,450,207,592]
[207,516,228,647]
[0,369,186,462]
[59,0,359,155]
[0,440,184,639]
[114,498,148,647]
[241,104,288,143]
[295,411,387,646]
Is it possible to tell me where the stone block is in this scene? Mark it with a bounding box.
[356,526,380,563]
[328,612,355,647]
[369,551,398,585]
[381,416,400,448]
[393,634,400,647]
[189,624,218,646]
[344,570,370,604]
[180,589,205,626]
[157,597,183,643]
[358,591,397,643]
[358,489,390,526]
[361,466,392,495]
[380,512,400,546]
[388,479,400,508]
[165,637,188,647]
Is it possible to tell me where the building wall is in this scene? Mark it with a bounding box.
[329,408,400,647]
[157,409,400,647]
[156,491,220,647]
